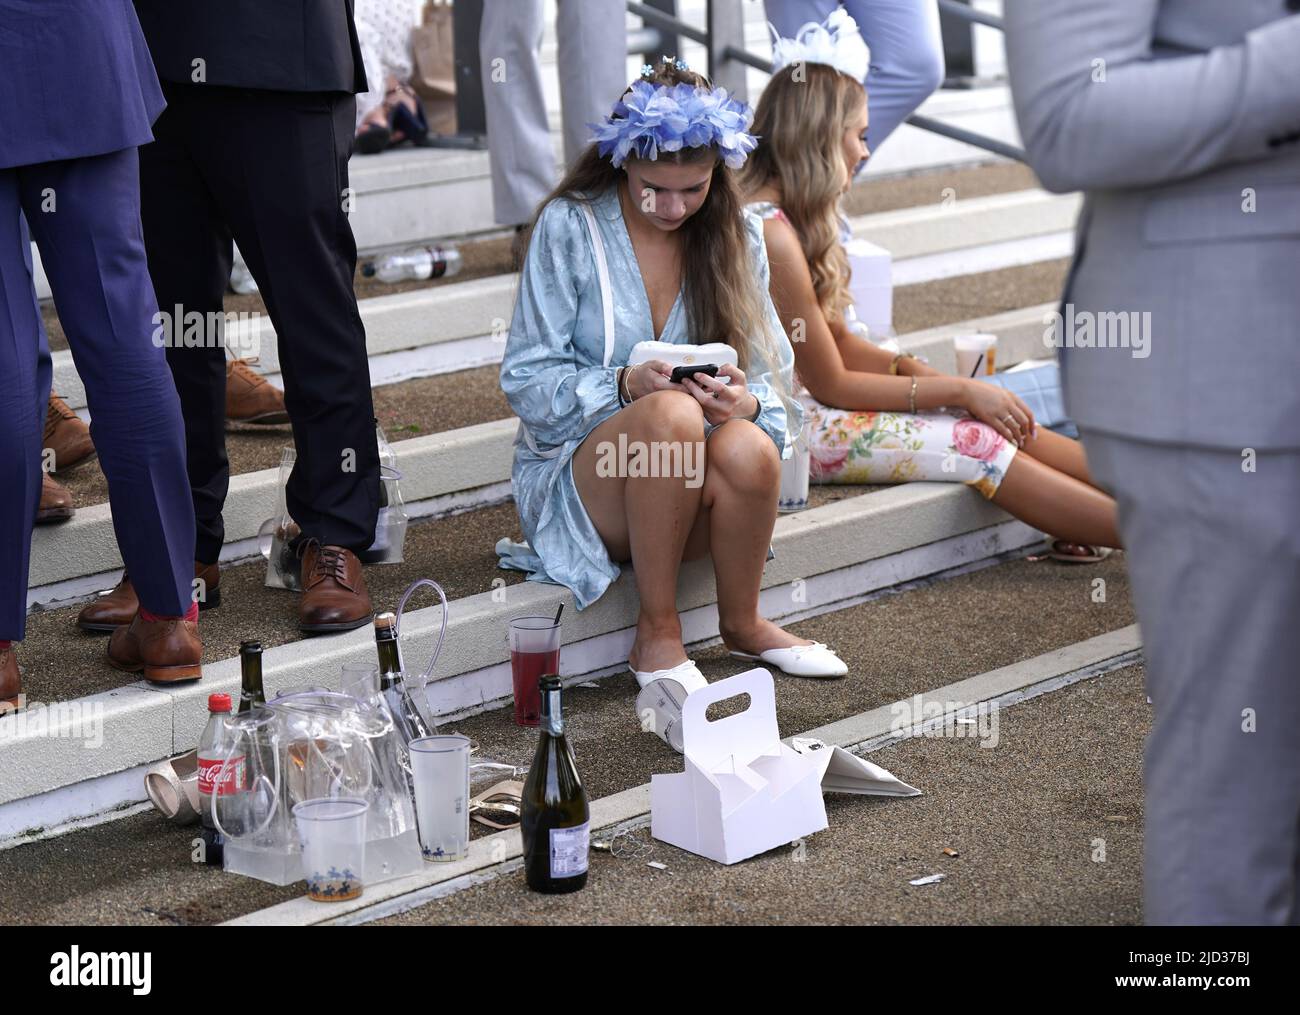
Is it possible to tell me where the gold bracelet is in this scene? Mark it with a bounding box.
[908,376,918,415]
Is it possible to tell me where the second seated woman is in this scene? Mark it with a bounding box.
[497,59,850,726]
[740,14,1121,556]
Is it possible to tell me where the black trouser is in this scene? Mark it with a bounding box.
[139,82,379,563]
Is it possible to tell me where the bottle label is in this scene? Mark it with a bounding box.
[549,821,590,879]
[198,754,247,797]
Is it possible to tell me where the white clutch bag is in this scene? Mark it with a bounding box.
[628,341,738,374]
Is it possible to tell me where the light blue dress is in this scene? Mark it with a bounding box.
[496,184,800,608]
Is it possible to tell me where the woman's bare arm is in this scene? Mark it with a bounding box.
[762,216,963,412]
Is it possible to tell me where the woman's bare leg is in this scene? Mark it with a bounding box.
[993,453,1122,548]
[683,421,815,655]
[1019,427,1098,486]
[572,390,705,672]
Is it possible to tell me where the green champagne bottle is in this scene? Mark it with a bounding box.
[237,640,266,713]
[521,675,589,893]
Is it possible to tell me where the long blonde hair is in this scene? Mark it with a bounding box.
[740,63,864,322]
[525,62,791,403]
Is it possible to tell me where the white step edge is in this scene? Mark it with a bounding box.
[28,301,1058,593]
[2,481,1041,813]
[28,417,519,592]
[849,190,1080,261]
[47,189,1075,411]
[226,623,1143,927]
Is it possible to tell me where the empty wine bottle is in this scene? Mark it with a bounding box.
[237,640,266,713]
[373,612,438,746]
[521,675,589,893]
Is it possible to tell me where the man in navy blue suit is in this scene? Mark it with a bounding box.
[0,0,203,706]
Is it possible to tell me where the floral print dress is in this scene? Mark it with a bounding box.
[749,201,1018,500]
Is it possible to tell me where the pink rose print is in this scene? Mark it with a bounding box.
[809,441,849,479]
[952,418,1006,462]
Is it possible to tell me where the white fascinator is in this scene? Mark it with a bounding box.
[769,9,871,82]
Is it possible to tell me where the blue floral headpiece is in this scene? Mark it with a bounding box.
[588,79,758,170]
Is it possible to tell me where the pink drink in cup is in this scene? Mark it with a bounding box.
[508,617,561,727]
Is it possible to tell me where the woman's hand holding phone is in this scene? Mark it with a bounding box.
[680,363,755,425]
[624,359,678,400]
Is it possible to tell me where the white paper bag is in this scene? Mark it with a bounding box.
[844,237,893,339]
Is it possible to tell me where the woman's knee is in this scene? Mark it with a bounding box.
[629,389,707,443]
[706,420,780,492]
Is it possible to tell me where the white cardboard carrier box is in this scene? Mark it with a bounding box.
[650,668,921,865]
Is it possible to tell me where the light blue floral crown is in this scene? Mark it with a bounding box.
[588,59,758,170]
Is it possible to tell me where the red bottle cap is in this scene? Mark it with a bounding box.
[208,693,233,713]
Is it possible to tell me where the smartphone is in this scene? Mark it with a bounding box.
[669,363,719,384]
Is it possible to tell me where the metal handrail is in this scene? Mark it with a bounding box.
[936,0,1005,31]
[627,0,1024,163]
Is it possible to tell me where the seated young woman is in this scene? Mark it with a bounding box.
[497,58,849,713]
[738,15,1120,556]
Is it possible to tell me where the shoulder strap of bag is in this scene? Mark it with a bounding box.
[517,197,616,460]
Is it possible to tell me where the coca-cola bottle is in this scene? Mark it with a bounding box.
[361,245,463,284]
[197,693,243,866]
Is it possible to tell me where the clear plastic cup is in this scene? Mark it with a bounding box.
[293,797,369,902]
[507,617,561,727]
[409,735,472,862]
[954,333,998,377]
[340,663,380,705]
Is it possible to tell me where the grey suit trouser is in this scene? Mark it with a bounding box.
[480,0,629,227]
[1084,432,1300,925]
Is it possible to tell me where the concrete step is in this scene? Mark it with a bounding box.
[1,477,1053,840]
[29,300,1059,598]
[48,187,1076,413]
[0,547,1139,925]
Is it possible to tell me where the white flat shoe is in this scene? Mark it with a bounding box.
[728,642,848,678]
[628,659,708,694]
[630,660,707,754]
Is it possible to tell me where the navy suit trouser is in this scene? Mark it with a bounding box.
[0,146,194,640]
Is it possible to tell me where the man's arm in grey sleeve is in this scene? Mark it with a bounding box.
[1004,0,1300,192]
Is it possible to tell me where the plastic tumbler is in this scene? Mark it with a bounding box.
[410,735,472,862]
[508,617,561,727]
[954,333,998,377]
[293,797,369,902]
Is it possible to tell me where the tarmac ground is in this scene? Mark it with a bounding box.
[0,548,1138,926]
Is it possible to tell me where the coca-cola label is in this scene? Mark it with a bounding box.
[198,754,247,796]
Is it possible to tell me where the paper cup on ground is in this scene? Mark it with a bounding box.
[293,797,368,902]
[954,333,998,377]
[410,735,471,862]
[636,678,690,753]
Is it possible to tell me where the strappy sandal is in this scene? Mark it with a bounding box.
[470,779,523,830]
[1046,540,1112,564]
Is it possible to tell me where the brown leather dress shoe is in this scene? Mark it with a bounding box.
[78,561,221,633]
[107,612,203,683]
[1,645,20,710]
[226,358,289,424]
[298,541,373,633]
[44,393,96,473]
[36,472,74,524]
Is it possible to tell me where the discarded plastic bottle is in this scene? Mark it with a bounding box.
[197,693,243,866]
[362,245,462,284]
